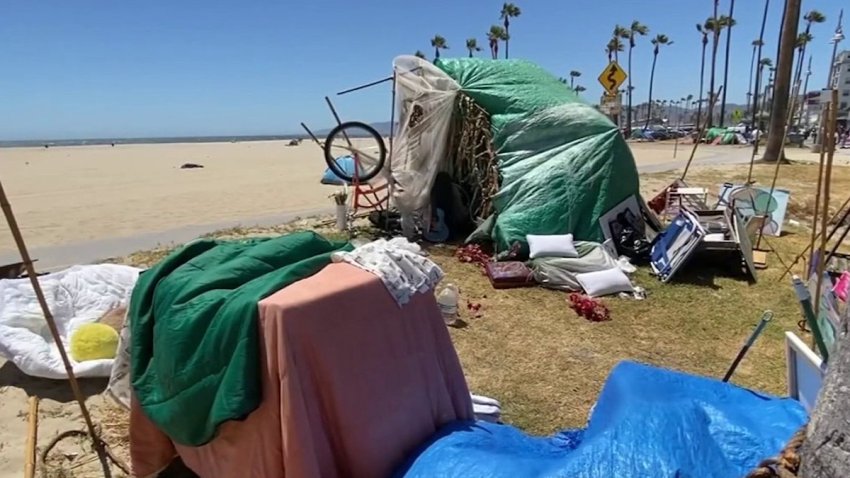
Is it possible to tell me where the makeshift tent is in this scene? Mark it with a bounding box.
[389,56,640,252]
[395,361,807,478]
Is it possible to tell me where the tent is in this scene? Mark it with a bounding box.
[389,56,640,252]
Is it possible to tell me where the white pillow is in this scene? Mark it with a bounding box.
[575,267,633,297]
[527,234,579,259]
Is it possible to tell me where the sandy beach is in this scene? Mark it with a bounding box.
[0,139,752,263]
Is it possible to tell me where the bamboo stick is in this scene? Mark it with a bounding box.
[778,191,850,281]
[808,102,830,272]
[814,88,839,319]
[24,396,38,478]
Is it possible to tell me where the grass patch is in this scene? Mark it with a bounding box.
[107,162,843,438]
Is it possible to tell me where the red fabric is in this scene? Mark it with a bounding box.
[130,263,472,478]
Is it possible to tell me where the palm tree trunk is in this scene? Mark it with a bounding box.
[697,41,707,129]
[435,47,440,60]
[626,43,634,137]
[763,0,802,162]
[570,77,575,89]
[747,45,757,114]
[719,0,736,126]
[645,52,658,129]
[504,19,510,59]
[706,0,720,127]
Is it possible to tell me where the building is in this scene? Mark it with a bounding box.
[830,49,850,120]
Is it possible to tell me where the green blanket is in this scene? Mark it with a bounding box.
[130,231,351,446]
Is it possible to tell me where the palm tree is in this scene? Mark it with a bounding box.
[430,35,448,61]
[747,40,764,113]
[466,38,481,58]
[792,10,826,116]
[488,25,507,60]
[645,34,673,128]
[705,15,735,126]
[414,50,427,59]
[719,0,737,126]
[575,85,587,94]
[606,37,624,62]
[569,70,582,89]
[685,94,694,124]
[500,3,521,59]
[763,0,802,162]
[696,24,710,129]
[625,21,649,134]
[613,24,630,56]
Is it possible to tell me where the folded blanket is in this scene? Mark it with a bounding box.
[130,231,351,446]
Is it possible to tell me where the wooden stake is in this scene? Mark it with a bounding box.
[814,88,839,319]
[24,396,38,478]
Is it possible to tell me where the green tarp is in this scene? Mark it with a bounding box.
[436,58,639,250]
[130,231,351,446]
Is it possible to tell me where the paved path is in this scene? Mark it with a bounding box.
[1,148,755,271]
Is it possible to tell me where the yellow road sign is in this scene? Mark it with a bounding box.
[597,61,627,95]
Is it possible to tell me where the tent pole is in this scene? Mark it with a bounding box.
[0,177,128,475]
[385,70,398,236]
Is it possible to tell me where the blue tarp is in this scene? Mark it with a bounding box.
[320,155,354,185]
[395,361,807,478]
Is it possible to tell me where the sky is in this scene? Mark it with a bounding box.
[0,0,844,140]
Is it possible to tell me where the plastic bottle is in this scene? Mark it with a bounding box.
[436,283,459,325]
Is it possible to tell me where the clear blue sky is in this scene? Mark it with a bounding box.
[0,0,842,140]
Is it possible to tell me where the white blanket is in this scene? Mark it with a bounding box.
[0,264,141,379]
[331,237,443,306]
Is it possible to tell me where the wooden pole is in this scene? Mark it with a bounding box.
[0,177,126,475]
[814,88,838,319]
[682,86,723,181]
[808,104,830,270]
[24,396,38,478]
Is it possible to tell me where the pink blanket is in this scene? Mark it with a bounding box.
[130,262,472,477]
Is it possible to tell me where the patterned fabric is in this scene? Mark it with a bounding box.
[106,307,132,409]
[332,238,443,306]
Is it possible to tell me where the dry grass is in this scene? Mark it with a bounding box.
[95,162,845,444]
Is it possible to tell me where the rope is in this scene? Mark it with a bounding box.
[746,424,807,478]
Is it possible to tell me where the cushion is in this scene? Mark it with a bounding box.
[527,234,579,259]
[575,267,633,297]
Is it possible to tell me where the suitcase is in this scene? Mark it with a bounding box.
[484,261,534,289]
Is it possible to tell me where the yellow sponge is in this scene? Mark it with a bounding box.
[69,323,119,362]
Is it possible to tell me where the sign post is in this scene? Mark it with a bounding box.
[597,62,627,126]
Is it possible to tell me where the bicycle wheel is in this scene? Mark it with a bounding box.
[323,121,387,183]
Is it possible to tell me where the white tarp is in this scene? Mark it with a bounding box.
[390,55,461,215]
[0,264,140,379]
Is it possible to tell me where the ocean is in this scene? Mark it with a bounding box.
[0,135,303,148]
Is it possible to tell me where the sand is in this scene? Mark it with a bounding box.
[0,139,739,261]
